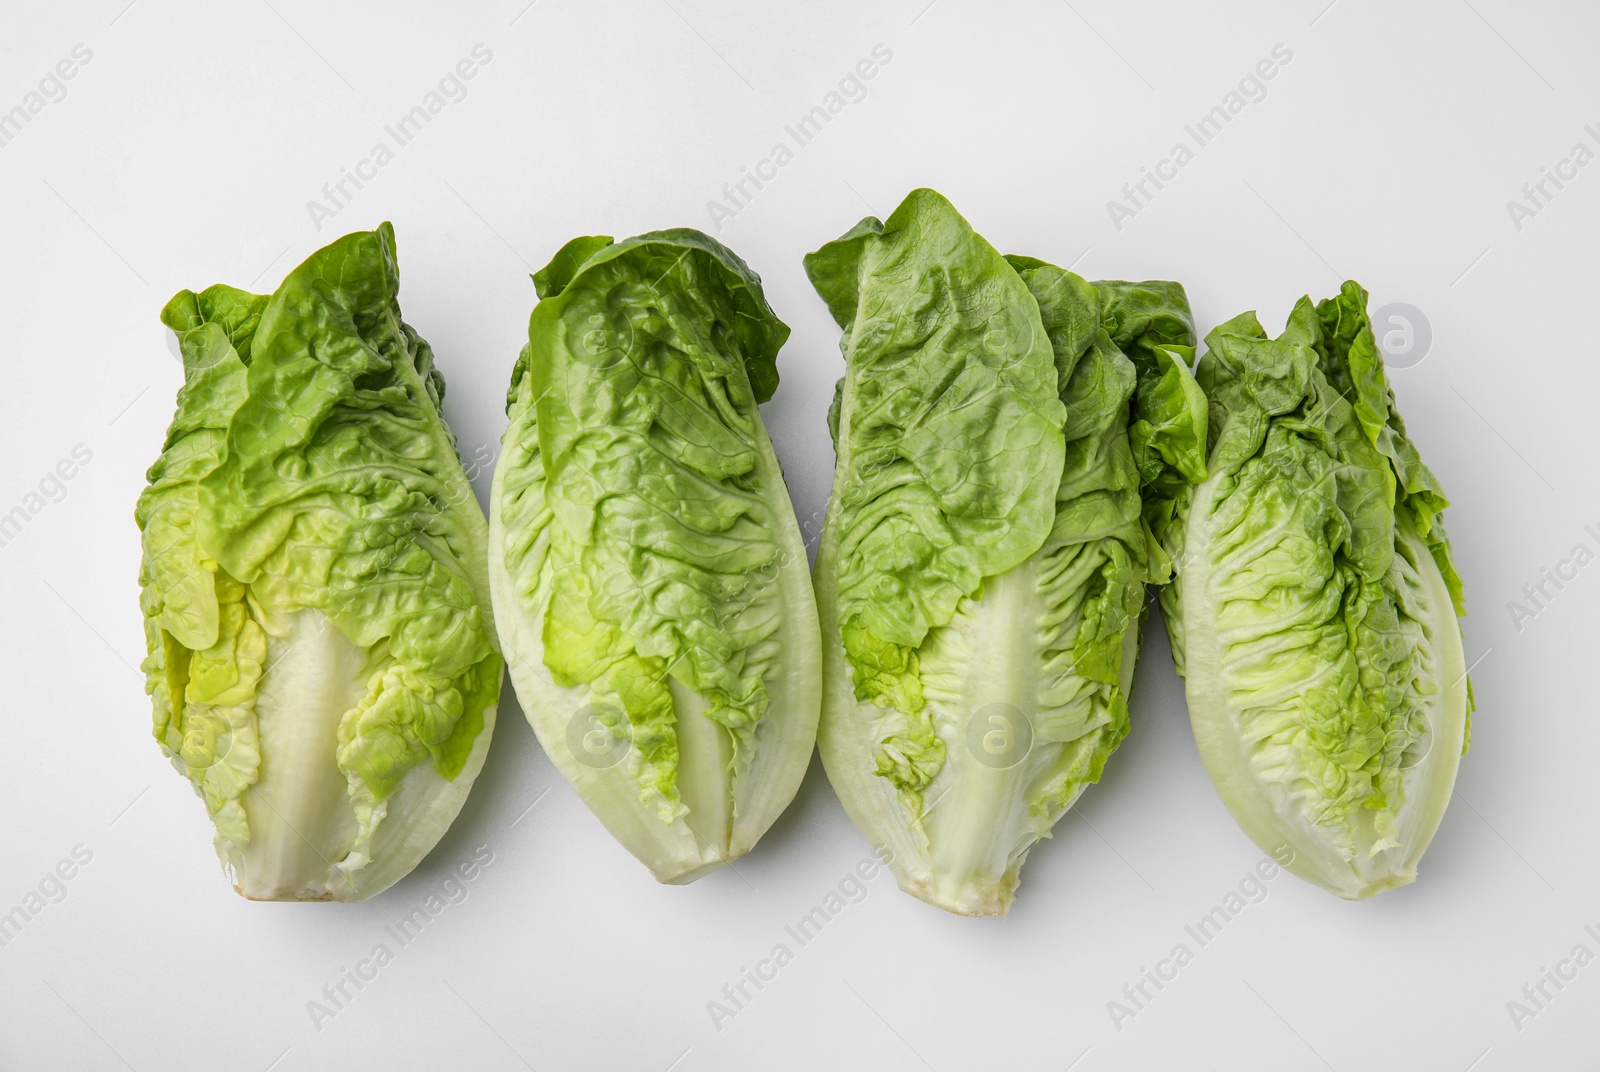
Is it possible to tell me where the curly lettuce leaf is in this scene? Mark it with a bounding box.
[1171,282,1469,899]
[804,191,1068,813]
[137,225,500,902]
[806,196,1068,656]
[809,190,1204,914]
[490,230,820,882]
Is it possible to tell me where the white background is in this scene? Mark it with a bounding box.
[1,0,1595,1068]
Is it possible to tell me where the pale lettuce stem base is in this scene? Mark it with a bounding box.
[232,609,364,901]
[923,565,1052,914]
[668,679,734,877]
[923,567,1039,897]
[1179,482,1468,900]
[816,553,1142,917]
[487,432,821,885]
[226,608,498,902]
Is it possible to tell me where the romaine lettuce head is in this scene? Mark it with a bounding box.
[489,230,820,883]
[137,225,502,902]
[805,189,1206,915]
[1168,281,1470,899]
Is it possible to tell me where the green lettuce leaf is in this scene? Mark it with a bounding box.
[137,225,501,902]
[1168,281,1470,899]
[808,189,1205,914]
[489,229,820,883]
